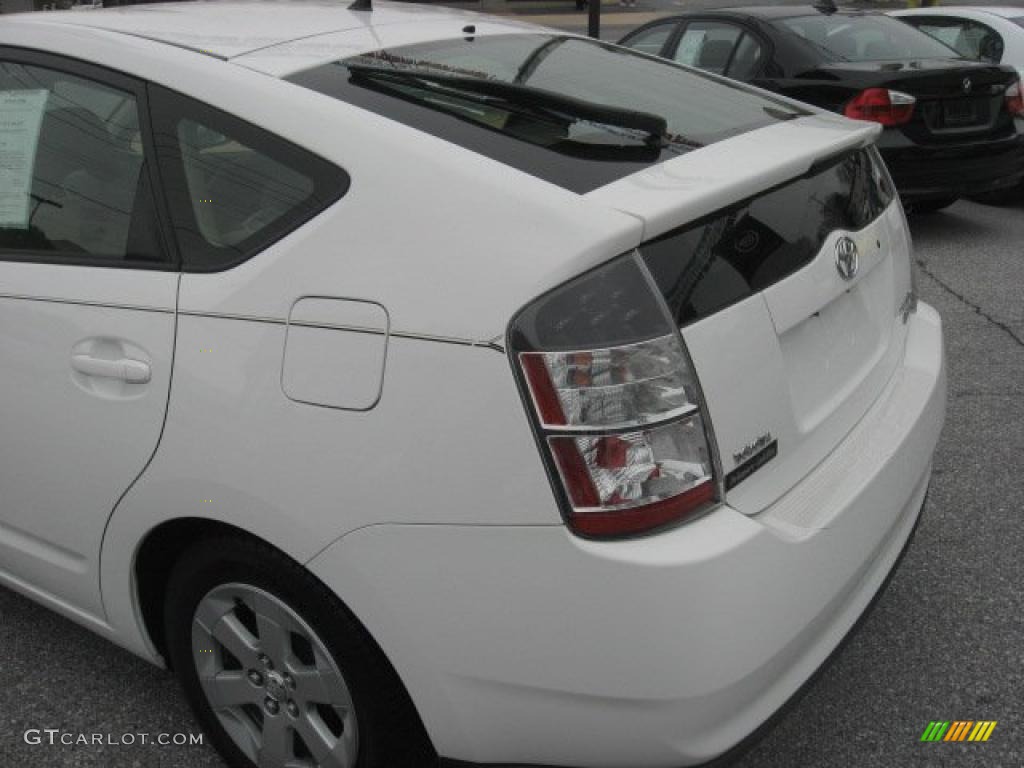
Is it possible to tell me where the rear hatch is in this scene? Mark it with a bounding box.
[278,27,913,497]
[588,117,914,515]
[816,60,1019,140]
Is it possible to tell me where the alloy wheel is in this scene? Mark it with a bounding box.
[192,583,359,768]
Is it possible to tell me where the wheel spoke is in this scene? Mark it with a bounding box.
[295,713,344,767]
[203,670,257,710]
[336,722,358,768]
[193,592,234,635]
[253,593,294,664]
[212,612,260,668]
[258,714,289,768]
[288,664,349,707]
[219,708,262,764]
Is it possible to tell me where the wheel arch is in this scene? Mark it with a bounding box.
[133,517,259,664]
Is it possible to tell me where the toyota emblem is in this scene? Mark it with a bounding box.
[835,237,859,281]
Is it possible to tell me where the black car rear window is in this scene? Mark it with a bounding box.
[287,34,807,194]
[777,13,960,62]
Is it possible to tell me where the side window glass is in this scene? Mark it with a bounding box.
[674,22,743,74]
[0,60,164,264]
[621,23,678,57]
[151,87,348,272]
[727,34,764,79]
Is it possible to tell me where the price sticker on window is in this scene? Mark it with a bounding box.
[0,89,49,229]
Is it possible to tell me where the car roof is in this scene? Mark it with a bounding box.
[0,0,516,61]
[895,6,1024,19]
[715,5,882,20]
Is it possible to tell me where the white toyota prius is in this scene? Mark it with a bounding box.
[0,3,945,767]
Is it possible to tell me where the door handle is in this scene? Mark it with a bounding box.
[71,354,151,384]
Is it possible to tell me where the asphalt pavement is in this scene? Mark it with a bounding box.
[731,198,1024,768]
[1,196,1021,767]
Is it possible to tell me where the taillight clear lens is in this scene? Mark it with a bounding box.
[844,88,916,126]
[520,335,698,429]
[1007,80,1024,116]
[509,253,719,539]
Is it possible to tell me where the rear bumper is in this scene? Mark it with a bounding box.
[307,304,946,768]
[878,128,1024,202]
[440,490,929,768]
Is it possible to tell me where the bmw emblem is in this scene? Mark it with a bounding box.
[835,237,859,281]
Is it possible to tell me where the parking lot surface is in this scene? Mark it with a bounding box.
[1,197,1022,767]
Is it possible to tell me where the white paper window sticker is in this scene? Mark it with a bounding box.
[676,31,709,67]
[0,89,49,230]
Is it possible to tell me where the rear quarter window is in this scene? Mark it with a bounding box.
[149,86,349,272]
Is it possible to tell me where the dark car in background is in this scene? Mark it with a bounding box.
[621,4,1024,212]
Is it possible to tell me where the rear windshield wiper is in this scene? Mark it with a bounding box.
[345,63,669,147]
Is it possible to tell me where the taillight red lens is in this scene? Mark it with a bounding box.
[1007,80,1024,117]
[844,88,916,127]
[548,418,715,535]
[510,253,719,539]
[566,482,716,538]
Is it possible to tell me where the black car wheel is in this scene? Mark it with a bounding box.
[906,197,958,215]
[970,185,1023,207]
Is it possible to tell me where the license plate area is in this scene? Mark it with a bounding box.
[935,96,992,131]
[777,261,892,433]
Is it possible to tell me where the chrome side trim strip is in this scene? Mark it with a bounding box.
[177,310,506,352]
[0,292,174,315]
[0,292,505,352]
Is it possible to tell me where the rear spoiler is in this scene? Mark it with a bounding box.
[585,113,881,242]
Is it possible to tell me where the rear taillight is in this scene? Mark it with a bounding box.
[1007,80,1024,117]
[844,88,916,127]
[509,252,719,539]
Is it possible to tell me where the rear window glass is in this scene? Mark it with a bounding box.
[287,34,807,194]
[642,148,894,328]
[777,14,960,62]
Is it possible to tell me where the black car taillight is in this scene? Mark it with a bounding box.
[844,88,916,127]
[509,252,719,539]
[1007,80,1024,117]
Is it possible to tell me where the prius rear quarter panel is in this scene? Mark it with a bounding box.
[307,303,944,767]
[99,318,557,661]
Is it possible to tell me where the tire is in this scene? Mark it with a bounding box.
[164,535,435,768]
[906,197,958,215]
[969,186,1023,207]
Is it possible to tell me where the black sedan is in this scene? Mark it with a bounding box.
[620,4,1024,212]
